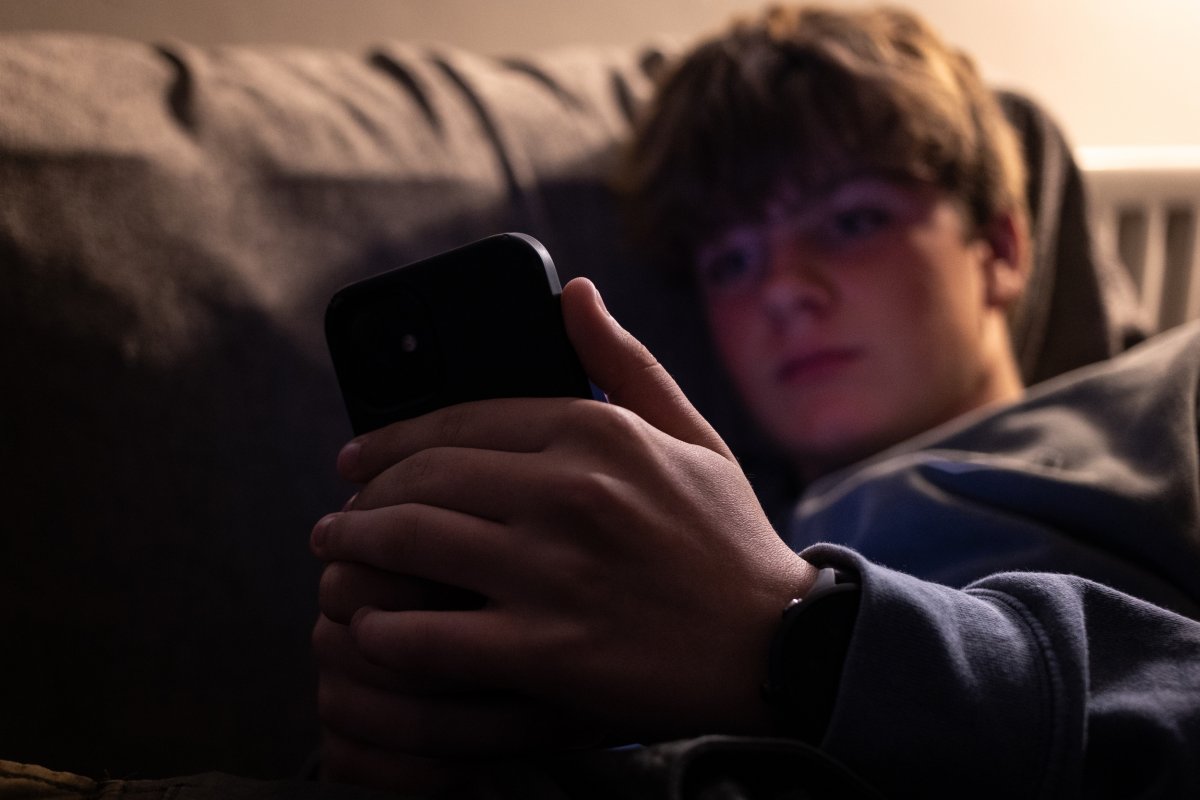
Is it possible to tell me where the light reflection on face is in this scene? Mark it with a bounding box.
[696,176,1020,480]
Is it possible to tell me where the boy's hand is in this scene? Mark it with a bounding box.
[311,278,816,770]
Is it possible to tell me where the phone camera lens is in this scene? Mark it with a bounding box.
[344,291,441,411]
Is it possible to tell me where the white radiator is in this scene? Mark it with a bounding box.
[1080,146,1200,333]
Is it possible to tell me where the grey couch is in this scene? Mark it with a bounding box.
[0,32,1141,779]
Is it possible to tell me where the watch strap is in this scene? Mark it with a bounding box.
[761,566,861,742]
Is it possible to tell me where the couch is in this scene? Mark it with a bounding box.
[0,31,1143,779]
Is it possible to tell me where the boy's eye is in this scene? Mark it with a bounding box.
[698,249,749,288]
[830,206,890,240]
[695,239,762,290]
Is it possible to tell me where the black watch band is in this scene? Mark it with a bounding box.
[761,566,861,742]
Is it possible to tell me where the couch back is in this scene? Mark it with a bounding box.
[0,33,1142,778]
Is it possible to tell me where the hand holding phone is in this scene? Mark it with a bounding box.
[314,269,814,761]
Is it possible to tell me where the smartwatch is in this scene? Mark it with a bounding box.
[761,566,861,742]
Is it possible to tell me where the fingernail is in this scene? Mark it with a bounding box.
[341,492,358,511]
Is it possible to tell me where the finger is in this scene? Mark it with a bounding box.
[312,614,414,692]
[561,278,736,462]
[312,506,517,598]
[319,673,597,756]
[314,613,468,694]
[347,445,549,521]
[350,607,527,689]
[337,396,591,483]
[318,561,482,625]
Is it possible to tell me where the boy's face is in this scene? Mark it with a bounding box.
[696,176,1022,479]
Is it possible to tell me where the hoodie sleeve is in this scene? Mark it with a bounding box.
[799,544,1200,799]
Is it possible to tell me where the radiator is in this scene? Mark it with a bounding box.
[1080,146,1200,333]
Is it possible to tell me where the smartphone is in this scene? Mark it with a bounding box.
[325,232,593,435]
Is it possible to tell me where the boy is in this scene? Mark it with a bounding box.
[312,6,1200,796]
[617,4,1030,483]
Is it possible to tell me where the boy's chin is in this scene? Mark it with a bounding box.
[779,421,911,482]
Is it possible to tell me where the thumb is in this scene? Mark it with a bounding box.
[562,277,735,462]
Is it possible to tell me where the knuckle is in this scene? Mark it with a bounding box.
[556,468,624,516]
[559,397,599,428]
[563,397,616,431]
[357,450,441,509]
[435,403,471,445]
[399,449,440,493]
[561,400,645,453]
[404,502,432,538]
[594,404,647,447]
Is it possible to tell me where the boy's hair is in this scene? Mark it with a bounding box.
[617,4,1029,278]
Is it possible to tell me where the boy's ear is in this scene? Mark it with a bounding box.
[980,210,1029,309]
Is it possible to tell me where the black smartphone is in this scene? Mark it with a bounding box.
[325,232,593,435]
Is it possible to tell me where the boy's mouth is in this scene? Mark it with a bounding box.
[776,347,861,383]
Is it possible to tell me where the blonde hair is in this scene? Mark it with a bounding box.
[618,5,1028,278]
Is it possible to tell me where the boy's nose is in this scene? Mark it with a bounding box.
[760,239,834,322]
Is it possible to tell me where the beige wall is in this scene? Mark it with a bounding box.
[1,0,1197,149]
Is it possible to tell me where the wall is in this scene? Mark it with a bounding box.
[1,0,1197,149]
